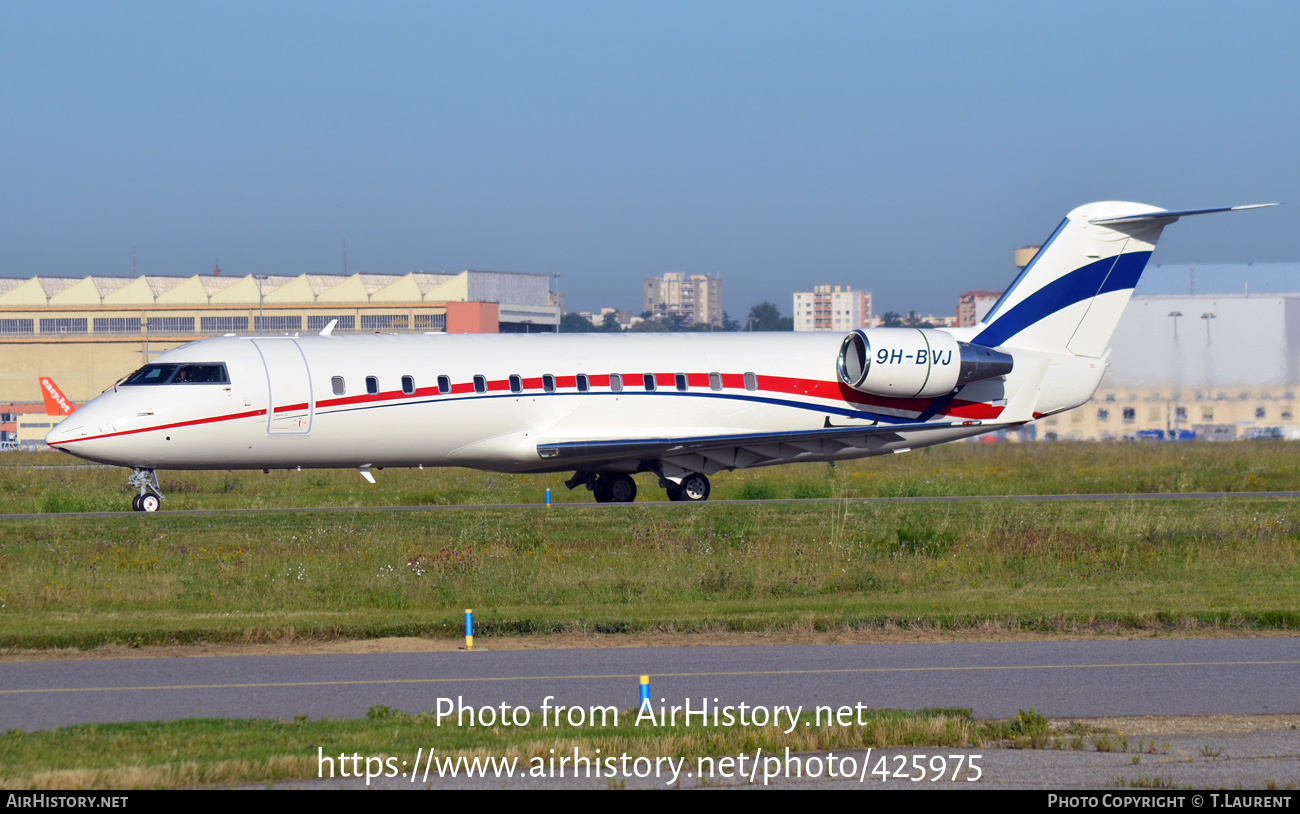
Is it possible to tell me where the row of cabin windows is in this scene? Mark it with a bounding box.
[328,372,760,397]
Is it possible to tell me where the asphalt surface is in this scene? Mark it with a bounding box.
[3,638,1298,732]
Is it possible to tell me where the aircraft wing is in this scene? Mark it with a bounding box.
[536,419,968,475]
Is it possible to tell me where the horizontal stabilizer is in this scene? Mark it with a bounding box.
[1089,203,1277,226]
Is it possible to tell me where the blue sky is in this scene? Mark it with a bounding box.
[2,1,1295,316]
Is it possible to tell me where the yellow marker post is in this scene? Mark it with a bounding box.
[465,609,474,651]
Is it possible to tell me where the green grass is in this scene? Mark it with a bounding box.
[3,440,1299,514]
[1,706,982,789]
[1,495,1297,649]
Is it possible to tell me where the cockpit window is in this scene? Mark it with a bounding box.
[172,364,229,384]
[122,364,179,385]
[122,363,229,386]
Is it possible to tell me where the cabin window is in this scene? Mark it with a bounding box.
[576,374,590,392]
[744,372,758,391]
[401,375,415,395]
[542,374,556,393]
[609,374,623,392]
[709,372,722,391]
[675,373,688,391]
[437,375,451,394]
[366,376,379,395]
[331,376,345,396]
[643,373,656,391]
[474,375,486,394]
[509,374,523,393]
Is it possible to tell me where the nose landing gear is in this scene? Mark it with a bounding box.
[128,468,163,512]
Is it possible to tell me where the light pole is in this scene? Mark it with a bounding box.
[1201,312,1216,345]
[1168,310,1182,341]
[254,274,268,332]
[551,274,561,333]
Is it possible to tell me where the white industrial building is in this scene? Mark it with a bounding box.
[1032,263,1300,441]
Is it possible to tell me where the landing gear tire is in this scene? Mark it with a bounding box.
[670,472,710,502]
[127,468,164,512]
[594,474,637,503]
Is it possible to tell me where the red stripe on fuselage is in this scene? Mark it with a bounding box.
[51,373,1004,447]
[46,408,268,447]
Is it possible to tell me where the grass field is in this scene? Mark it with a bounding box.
[1,449,1297,648]
[3,439,1299,514]
[1,705,990,789]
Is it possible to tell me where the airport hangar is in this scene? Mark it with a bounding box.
[0,269,560,446]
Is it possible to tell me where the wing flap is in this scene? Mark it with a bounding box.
[536,421,956,469]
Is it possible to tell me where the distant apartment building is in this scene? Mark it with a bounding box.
[643,272,723,328]
[921,313,958,327]
[792,285,871,332]
[956,290,1003,327]
[577,308,638,330]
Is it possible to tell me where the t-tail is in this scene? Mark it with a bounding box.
[973,201,1276,357]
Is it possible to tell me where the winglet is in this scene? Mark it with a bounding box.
[320,319,338,337]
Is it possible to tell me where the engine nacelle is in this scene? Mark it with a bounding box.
[836,329,1014,399]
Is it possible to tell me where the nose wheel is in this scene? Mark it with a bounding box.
[127,468,164,512]
[131,493,162,512]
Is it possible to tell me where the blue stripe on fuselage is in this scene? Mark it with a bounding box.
[972,251,1151,348]
[315,389,939,425]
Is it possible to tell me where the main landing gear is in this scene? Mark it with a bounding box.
[594,473,637,503]
[128,468,163,512]
[564,470,712,503]
[666,471,711,502]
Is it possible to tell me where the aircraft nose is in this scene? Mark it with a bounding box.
[45,421,85,447]
[44,398,114,452]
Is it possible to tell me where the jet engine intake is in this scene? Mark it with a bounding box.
[837,329,1014,399]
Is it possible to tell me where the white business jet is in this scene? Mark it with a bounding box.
[47,201,1272,511]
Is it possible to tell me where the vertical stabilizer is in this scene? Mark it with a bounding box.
[39,377,76,416]
[973,202,1165,356]
[973,202,1276,357]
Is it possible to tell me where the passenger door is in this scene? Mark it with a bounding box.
[252,338,314,435]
